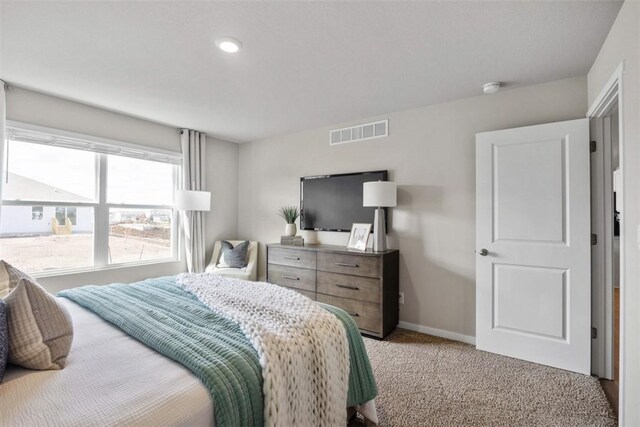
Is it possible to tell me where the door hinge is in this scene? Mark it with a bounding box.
[592,327,598,339]
[590,141,597,153]
[591,233,598,245]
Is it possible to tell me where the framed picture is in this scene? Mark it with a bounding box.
[347,223,372,251]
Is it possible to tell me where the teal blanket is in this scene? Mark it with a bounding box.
[59,276,377,427]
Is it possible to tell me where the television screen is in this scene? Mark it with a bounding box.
[300,170,387,232]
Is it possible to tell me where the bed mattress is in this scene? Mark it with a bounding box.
[0,298,214,427]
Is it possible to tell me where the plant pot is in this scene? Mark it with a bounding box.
[284,223,297,236]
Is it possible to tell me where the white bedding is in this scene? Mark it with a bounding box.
[0,298,214,427]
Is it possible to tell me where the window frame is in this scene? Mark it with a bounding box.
[54,206,77,225]
[31,206,44,221]
[2,122,182,277]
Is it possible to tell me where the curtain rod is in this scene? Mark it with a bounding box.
[180,129,207,136]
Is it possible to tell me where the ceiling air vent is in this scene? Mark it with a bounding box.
[330,119,388,145]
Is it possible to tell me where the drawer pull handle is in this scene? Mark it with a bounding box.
[336,284,360,291]
[282,275,299,280]
[347,312,359,317]
[335,262,359,268]
[283,256,301,261]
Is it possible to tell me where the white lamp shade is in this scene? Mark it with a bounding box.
[175,190,211,211]
[363,181,397,207]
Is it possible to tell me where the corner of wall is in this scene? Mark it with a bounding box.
[204,137,241,264]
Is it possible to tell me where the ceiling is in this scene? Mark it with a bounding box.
[1,1,622,143]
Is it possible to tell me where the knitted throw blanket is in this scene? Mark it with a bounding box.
[178,273,350,427]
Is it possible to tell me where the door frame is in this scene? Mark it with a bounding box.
[587,61,625,416]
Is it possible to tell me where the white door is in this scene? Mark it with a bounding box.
[476,118,591,374]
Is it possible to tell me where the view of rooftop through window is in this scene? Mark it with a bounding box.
[0,138,177,273]
[4,140,96,202]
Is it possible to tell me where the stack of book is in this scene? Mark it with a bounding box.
[281,235,304,246]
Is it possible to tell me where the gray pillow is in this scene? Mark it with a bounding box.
[217,241,249,269]
[0,261,73,370]
[0,299,7,382]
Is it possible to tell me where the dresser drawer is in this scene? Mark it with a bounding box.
[317,294,381,334]
[268,247,316,270]
[317,252,380,278]
[287,288,316,301]
[267,264,316,292]
[317,271,380,304]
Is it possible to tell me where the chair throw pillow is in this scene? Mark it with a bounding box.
[217,241,250,269]
[0,299,7,382]
[0,261,73,370]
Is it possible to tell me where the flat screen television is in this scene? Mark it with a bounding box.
[300,170,388,232]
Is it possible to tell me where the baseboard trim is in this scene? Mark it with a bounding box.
[397,321,476,346]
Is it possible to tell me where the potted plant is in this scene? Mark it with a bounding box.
[278,206,300,236]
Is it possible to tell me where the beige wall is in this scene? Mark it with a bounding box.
[587,2,640,424]
[238,76,587,339]
[6,87,180,152]
[204,136,239,265]
[5,87,239,292]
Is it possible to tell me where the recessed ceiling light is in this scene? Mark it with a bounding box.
[483,82,501,94]
[215,37,242,54]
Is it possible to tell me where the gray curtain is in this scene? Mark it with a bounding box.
[0,81,5,225]
[181,129,207,273]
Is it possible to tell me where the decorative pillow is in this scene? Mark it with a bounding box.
[217,241,250,269]
[0,299,7,382]
[0,261,73,370]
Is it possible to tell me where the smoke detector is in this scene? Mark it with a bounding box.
[483,82,501,94]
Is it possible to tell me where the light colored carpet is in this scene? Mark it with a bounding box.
[352,329,616,427]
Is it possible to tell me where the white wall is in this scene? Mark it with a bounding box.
[0,206,93,234]
[5,87,239,292]
[238,76,587,339]
[587,2,640,424]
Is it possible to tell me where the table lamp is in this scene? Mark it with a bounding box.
[175,190,211,212]
[363,181,397,251]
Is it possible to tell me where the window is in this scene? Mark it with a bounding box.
[107,156,174,205]
[0,123,181,274]
[31,206,43,220]
[108,207,173,264]
[55,207,77,226]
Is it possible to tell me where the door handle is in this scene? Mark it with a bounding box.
[479,249,489,256]
[335,262,359,268]
[283,256,300,261]
[282,275,299,280]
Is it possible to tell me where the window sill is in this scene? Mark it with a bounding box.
[31,258,182,279]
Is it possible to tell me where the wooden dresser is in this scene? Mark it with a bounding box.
[266,243,399,338]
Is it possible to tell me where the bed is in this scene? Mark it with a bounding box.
[0,275,378,426]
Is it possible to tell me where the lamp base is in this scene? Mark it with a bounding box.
[373,207,387,252]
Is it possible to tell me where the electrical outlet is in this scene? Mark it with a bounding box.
[399,292,405,304]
